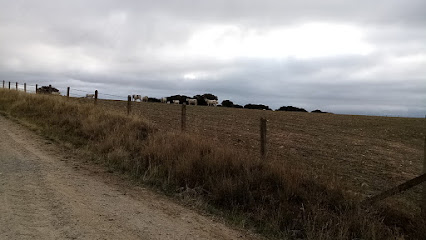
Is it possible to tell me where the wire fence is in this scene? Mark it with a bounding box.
[1,81,129,100]
[1,79,425,211]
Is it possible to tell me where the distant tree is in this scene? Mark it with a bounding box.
[221,100,234,108]
[193,95,206,105]
[166,95,190,104]
[276,106,307,112]
[202,93,218,100]
[148,97,161,103]
[233,104,243,109]
[193,93,218,106]
[244,104,271,110]
[37,85,60,94]
[311,109,327,113]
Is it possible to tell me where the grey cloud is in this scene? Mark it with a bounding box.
[0,0,425,117]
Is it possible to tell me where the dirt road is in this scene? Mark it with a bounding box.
[0,115,256,240]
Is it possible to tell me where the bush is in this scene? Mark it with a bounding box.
[193,93,218,106]
[221,100,234,108]
[277,106,308,112]
[244,104,271,110]
[312,109,329,113]
[166,95,190,104]
[37,85,60,94]
[148,97,161,103]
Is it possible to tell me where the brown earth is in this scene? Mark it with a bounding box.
[91,99,425,214]
[0,115,259,240]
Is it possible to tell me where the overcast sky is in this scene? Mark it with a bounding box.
[1,0,425,117]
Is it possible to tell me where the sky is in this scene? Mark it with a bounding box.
[0,0,425,117]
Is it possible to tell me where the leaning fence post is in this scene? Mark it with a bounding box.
[94,90,98,105]
[181,104,186,131]
[260,117,267,159]
[127,95,132,115]
[35,84,38,94]
[24,83,26,93]
[67,87,70,98]
[16,82,18,90]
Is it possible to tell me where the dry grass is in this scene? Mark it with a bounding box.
[0,89,424,239]
[96,98,426,214]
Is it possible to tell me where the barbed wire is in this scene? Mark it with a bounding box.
[69,92,87,98]
[100,92,124,98]
[71,88,93,94]
[2,80,134,102]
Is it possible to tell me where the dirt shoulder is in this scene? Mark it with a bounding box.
[0,115,258,240]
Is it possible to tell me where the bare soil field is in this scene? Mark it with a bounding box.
[1,89,424,239]
[90,98,425,213]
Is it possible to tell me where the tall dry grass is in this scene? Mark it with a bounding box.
[0,89,422,239]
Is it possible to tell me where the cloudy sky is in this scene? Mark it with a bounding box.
[1,0,425,117]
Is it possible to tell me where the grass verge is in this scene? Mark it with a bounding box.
[0,89,423,239]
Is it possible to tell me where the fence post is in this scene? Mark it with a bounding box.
[16,82,18,90]
[94,90,98,105]
[181,104,186,131]
[35,84,38,94]
[24,83,26,93]
[127,95,131,115]
[2,80,4,88]
[67,87,70,98]
[8,81,10,90]
[260,117,267,159]
[423,135,426,218]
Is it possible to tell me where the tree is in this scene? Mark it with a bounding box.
[312,109,326,113]
[276,106,307,112]
[221,100,234,108]
[193,93,218,106]
[148,97,161,103]
[244,104,271,110]
[202,93,218,100]
[166,95,190,104]
[37,85,60,94]
[193,95,206,105]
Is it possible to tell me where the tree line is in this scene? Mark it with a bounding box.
[38,85,329,113]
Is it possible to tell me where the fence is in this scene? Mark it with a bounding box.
[1,80,426,216]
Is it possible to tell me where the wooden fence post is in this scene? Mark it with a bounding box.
[94,90,98,105]
[67,87,70,98]
[181,104,186,131]
[8,81,10,90]
[35,84,38,94]
[16,82,18,90]
[423,135,426,218]
[362,174,426,205]
[260,117,267,159]
[127,95,131,115]
[24,83,26,93]
[2,80,4,88]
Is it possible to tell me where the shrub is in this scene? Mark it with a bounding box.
[312,109,328,113]
[244,103,271,110]
[277,106,308,112]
